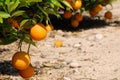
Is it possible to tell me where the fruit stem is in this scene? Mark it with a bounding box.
[18,40,22,52]
[27,43,31,54]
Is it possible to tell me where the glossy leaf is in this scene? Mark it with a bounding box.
[11,10,25,17]
[0,11,10,18]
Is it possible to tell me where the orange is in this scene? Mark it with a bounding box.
[71,0,82,10]
[46,24,54,31]
[54,40,63,47]
[63,10,72,19]
[104,11,112,19]
[74,13,83,22]
[30,23,47,41]
[93,4,103,13]
[19,64,34,78]
[12,51,30,70]
[71,19,79,28]
[90,10,98,17]
[89,4,103,17]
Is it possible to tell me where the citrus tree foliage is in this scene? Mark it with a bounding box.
[0,0,71,45]
[0,0,116,45]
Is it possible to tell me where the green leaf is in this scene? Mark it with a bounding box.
[0,11,10,18]
[37,4,48,17]
[20,19,29,27]
[61,0,73,9]
[51,0,63,8]
[5,0,10,7]
[0,17,3,23]
[11,10,25,17]
[0,36,17,45]
[9,0,20,13]
[26,0,42,2]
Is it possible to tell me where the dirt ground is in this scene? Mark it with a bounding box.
[0,1,120,80]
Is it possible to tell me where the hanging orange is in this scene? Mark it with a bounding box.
[74,13,83,22]
[12,51,30,70]
[46,24,54,31]
[71,0,82,10]
[19,65,34,78]
[71,19,79,28]
[63,10,72,19]
[30,23,47,41]
[104,11,112,19]
[93,4,103,13]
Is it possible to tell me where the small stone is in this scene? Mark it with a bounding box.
[95,33,103,40]
[73,43,81,48]
[57,30,64,36]
[62,61,67,65]
[63,77,71,80]
[69,61,80,68]
[40,53,46,58]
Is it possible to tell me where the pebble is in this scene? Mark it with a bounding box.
[69,61,80,68]
[57,30,64,36]
[63,77,71,80]
[63,32,72,38]
[73,43,81,48]
[95,33,103,40]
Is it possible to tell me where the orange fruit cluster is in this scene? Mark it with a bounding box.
[63,0,83,28]
[63,0,113,28]
[12,51,34,79]
[71,12,83,28]
[89,3,113,19]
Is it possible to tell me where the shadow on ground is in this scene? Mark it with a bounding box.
[0,60,18,76]
[50,15,120,31]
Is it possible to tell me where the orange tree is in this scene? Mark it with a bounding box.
[0,0,72,78]
[0,0,117,78]
[0,0,116,46]
[0,0,71,46]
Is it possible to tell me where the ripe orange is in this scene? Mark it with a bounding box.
[74,13,83,22]
[46,24,54,31]
[30,23,47,41]
[93,4,103,13]
[90,4,103,17]
[19,64,34,78]
[71,19,79,28]
[104,11,112,19]
[90,10,98,17]
[54,40,63,47]
[12,51,30,70]
[63,10,72,19]
[71,0,82,10]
